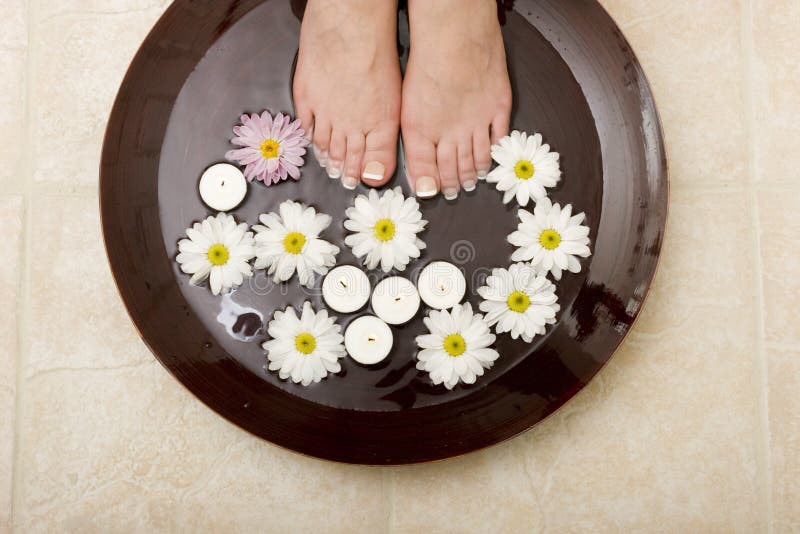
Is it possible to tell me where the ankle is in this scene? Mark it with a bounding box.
[408,0,497,30]
[306,0,398,26]
[300,0,400,71]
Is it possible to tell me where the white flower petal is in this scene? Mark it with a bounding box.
[508,197,592,280]
[343,188,427,272]
[253,200,338,285]
[476,264,560,342]
[175,213,255,294]
[263,302,345,387]
[487,131,561,207]
[415,303,499,390]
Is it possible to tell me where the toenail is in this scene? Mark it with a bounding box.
[342,176,359,190]
[362,161,385,182]
[327,162,342,179]
[477,169,489,180]
[415,176,438,198]
[462,180,477,192]
[443,188,459,200]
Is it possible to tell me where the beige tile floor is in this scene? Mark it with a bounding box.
[1,0,798,532]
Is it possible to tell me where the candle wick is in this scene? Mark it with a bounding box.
[221,180,225,186]
[394,297,401,302]
[368,337,376,342]
[339,280,347,288]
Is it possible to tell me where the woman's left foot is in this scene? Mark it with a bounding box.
[401,0,512,200]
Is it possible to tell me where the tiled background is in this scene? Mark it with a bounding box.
[1,0,798,532]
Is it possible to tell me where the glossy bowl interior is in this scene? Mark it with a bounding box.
[101,0,667,464]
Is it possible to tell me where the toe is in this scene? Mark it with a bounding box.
[312,119,332,167]
[491,82,513,144]
[437,142,459,200]
[327,130,346,179]
[457,138,477,192]
[294,102,314,140]
[491,112,510,145]
[473,129,492,180]
[402,130,439,199]
[292,79,314,132]
[360,121,398,187]
[343,133,366,190]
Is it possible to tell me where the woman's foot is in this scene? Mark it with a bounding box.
[293,0,402,189]
[401,0,512,200]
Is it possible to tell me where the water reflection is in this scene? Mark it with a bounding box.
[572,281,632,342]
[217,292,265,342]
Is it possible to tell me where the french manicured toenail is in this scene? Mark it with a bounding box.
[362,161,385,182]
[477,169,488,180]
[462,180,476,192]
[416,176,438,198]
[342,176,359,190]
[443,188,458,200]
[327,163,342,179]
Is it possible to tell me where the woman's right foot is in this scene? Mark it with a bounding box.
[293,0,402,189]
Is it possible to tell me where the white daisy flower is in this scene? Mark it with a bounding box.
[486,130,561,206]
[344,187,427,273]
[508,197,592,280]
[415,302,499,390]
[263,301,346,386]
[253,200,340,287]
[477,263,560,342]
[176,213,255,295]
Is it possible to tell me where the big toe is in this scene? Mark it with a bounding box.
[359,121,399,188]
[402,130,440,199]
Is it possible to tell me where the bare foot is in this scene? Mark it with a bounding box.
[293,0,401,189]
[401,0,511,200]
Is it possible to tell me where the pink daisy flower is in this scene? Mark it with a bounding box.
[225,111,310,186]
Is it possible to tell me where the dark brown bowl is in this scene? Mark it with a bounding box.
[100,0,667,464]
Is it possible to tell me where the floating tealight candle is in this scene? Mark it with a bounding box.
[344,315,393,365]
[199,163,248,212]
[322,265,371,314]
[371,276,420,325]
[417,261,467,310]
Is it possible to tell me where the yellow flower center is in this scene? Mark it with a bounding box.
[443,334,467,357]
[514,160,535,180]
[207,243,230,266]
[374,218,396,242]
[507,291,531,313]
[295,333,317,355]
[260,138,281,159]
[539,229,562,250]
[283,232,306,254]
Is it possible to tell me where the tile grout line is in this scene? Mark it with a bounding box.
[28,184,98,199]
[740,0,773,531]
[668,181,748,192]
[388,468,395,533]
[10,0,39,529]
[380,467,395,533]
[750,190,772,534]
